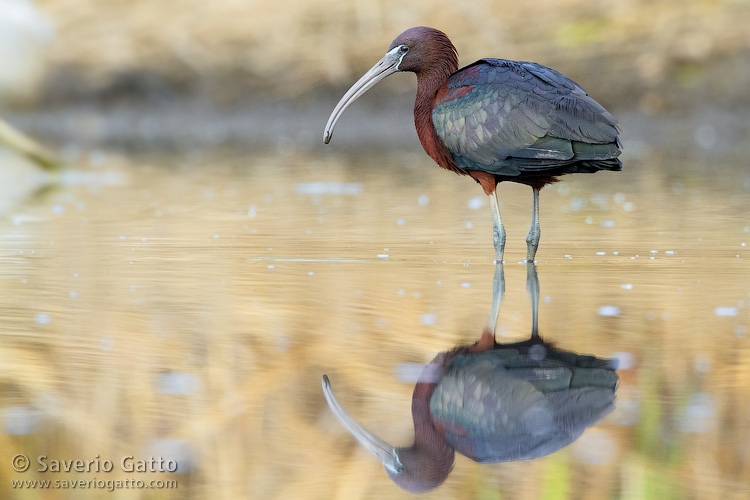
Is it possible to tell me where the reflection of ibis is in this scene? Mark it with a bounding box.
[322,263,618,492]
[324,27,622,261]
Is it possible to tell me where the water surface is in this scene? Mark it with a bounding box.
[1,140,749,499]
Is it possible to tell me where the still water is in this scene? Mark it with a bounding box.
[1,138,749,499]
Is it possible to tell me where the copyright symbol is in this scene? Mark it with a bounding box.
[12,454,30,472]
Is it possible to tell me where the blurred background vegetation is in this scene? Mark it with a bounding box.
[2,0,749,117]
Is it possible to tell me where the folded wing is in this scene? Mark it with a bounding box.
[432,59,622,176]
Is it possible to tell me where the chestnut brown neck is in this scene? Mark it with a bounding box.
[396,373,453,490]
[412,60,465,176]
[404,353,456,475]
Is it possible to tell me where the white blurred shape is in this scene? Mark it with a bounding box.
[573,430,617,465]
[157,373,200,395]
[2,406,40,435]
[420,313,436,325]
[34,312,50,324]
[570,197,586,211]
[714,307,738,317]
[99,336,114,351]
[295,182,362,195]
[611,351,635,370]
[147,438,192,473]
[395,363,430,383]
[0,0,53,103]
[736,325,747,338]
[467,196,484,210]
[695,123,717,150]
[614,398,640,426]
[598,305,620,317]
[680,393,715,433]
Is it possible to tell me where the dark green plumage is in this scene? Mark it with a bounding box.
[429,340,618,463]
[432,59,622,180]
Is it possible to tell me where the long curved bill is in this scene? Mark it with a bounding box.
[323,46,405,144]
[321,375,403,475]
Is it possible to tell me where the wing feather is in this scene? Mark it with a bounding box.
[430,349,617,463]
[432,59,621,175]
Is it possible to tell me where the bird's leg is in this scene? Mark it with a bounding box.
[489,191,506,262]
[525,188,541,262]
[526,261,540,338]
[488,261,505,337]
[473,262,505,352]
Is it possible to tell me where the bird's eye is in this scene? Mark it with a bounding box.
[399,45,409,54]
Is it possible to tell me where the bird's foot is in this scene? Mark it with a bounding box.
[493,250,505,265]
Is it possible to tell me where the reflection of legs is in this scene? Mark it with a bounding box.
[488,262,505,337]
[526,261,540,338]
[526,188,541,262]
[489,191,506,262]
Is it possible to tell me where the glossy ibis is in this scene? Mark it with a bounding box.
[322,264,618,492]
[322,333,617,492]
[324,27,622,261]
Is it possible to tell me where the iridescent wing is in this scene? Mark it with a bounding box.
[430,349,617,462]
[432,59,621,175]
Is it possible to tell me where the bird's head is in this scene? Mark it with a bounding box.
[384,445,452,493]
[323,27,458,144]
[387,27,458,75]
[321,375,452,493]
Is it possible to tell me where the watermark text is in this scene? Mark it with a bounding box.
[11,477,178,492]
[10,455,180,492]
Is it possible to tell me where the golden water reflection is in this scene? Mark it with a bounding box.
[1,147,749,499]
[322,262,619,493]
